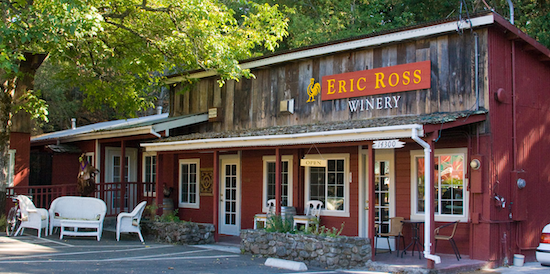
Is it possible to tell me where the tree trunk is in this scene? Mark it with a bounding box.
[0,53,46,199]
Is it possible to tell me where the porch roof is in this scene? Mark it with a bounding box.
[142,110,486,152]
[31,112,209,144]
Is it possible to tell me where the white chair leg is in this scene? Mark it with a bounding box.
[138,231,144,242]
[15,226,23,236]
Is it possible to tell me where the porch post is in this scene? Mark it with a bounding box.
[155,154,162,216]
[275,147,281,215]
[120,140,126,212]
[213,150,219,242]
[368,142,376,260]
[427,132,437,269]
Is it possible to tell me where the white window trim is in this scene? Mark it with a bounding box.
[7,149,15,187]
[304,153,350,217]
[178,158,200,209]
[142,151,157,197]
[262,155,293,212]
[410,148,469,222]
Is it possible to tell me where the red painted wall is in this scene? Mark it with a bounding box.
[484,26,550,263]
[9,132,30,187]
[51,154,80,185]
[173,152,215,224]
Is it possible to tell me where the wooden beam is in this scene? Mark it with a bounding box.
[423,113,486,133]
[368,142,376,261]
[213,150,219,242]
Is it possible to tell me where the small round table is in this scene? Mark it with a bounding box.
[401,220,424,259]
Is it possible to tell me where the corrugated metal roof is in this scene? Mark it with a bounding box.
[31,113,208,143]
[150,110,487,144]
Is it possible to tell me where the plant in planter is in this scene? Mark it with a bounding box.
[265,214,295,233]
[141,204,214,245]
[242,220,370,269]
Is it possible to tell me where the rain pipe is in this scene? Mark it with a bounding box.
[411,126,441,264]
[506,0,514,25]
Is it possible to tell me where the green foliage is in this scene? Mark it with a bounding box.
[265,214,295,233]
[298,219,344,238]
[254,0,550,51]
[145,204,182,223]
[314,222,345,238]
[0,214,6,231]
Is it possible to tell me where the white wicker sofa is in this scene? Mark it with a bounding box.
[49,196,107,241]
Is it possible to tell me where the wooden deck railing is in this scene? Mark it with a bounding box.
[5,182,158,217]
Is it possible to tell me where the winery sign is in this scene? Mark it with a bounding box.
[318,61,431,112]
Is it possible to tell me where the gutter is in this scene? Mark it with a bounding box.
[411,126,441,264]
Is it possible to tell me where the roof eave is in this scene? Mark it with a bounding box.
[141,124,425,152]
[164,14,495,84]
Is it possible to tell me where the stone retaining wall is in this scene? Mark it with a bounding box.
[142,221,215,245]
[240,229,372,269]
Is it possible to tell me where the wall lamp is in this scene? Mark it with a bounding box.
[470,159,481,170]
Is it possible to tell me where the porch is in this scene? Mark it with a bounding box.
[5,181,158,218]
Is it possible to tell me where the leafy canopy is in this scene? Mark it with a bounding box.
[1,0,289,120]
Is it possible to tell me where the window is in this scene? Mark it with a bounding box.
[142,152,156,197]
[304,154,350,217]
[262,156,293,212]
[7,149,15,187]
[179,159,200,208]
[410,148,469,222]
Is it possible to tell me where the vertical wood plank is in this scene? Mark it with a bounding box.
[224,80,235,131]
[437,36,450,112]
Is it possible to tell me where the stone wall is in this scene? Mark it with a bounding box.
[142,221,215,245]
[240,229,372,269]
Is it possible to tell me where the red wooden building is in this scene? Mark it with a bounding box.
[9,11,550,268]
[140,11,550,267]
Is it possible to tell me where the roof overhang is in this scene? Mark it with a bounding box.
[165,14,495,84]
[142,124,425,152]
[32,113,209,144]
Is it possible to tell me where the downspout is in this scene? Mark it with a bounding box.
[412,126,441,264]
[474,32,480,111]
[506,0,514,25]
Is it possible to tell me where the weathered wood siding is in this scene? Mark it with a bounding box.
[171,30,487,132]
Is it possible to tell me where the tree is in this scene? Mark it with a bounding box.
[254,0,550,50]
[0,0,288,191]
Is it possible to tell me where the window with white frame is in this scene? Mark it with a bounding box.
[262,155,293,212]
[179,159,200,208]
[142,152,156,197]
[7,149,15,187]
[410,148,469,222]
[304,154,350,217]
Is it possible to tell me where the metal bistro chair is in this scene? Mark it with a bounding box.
[254,199,276,229]
[375,217,405,256]
[434,220,461,261]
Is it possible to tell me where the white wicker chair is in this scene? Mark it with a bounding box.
[15,195,49,238]
[116,201,147,242]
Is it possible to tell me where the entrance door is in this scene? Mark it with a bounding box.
[219,155,241,235]
[364,150,395,251]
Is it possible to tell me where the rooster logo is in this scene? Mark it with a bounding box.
[307,78,321,102]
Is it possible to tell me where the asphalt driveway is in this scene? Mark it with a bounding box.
[0,231,359,274]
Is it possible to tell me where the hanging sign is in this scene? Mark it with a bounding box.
[373,139,405,149]
[300,159,327,167]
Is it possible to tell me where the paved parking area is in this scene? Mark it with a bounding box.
[0,232,384,274]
